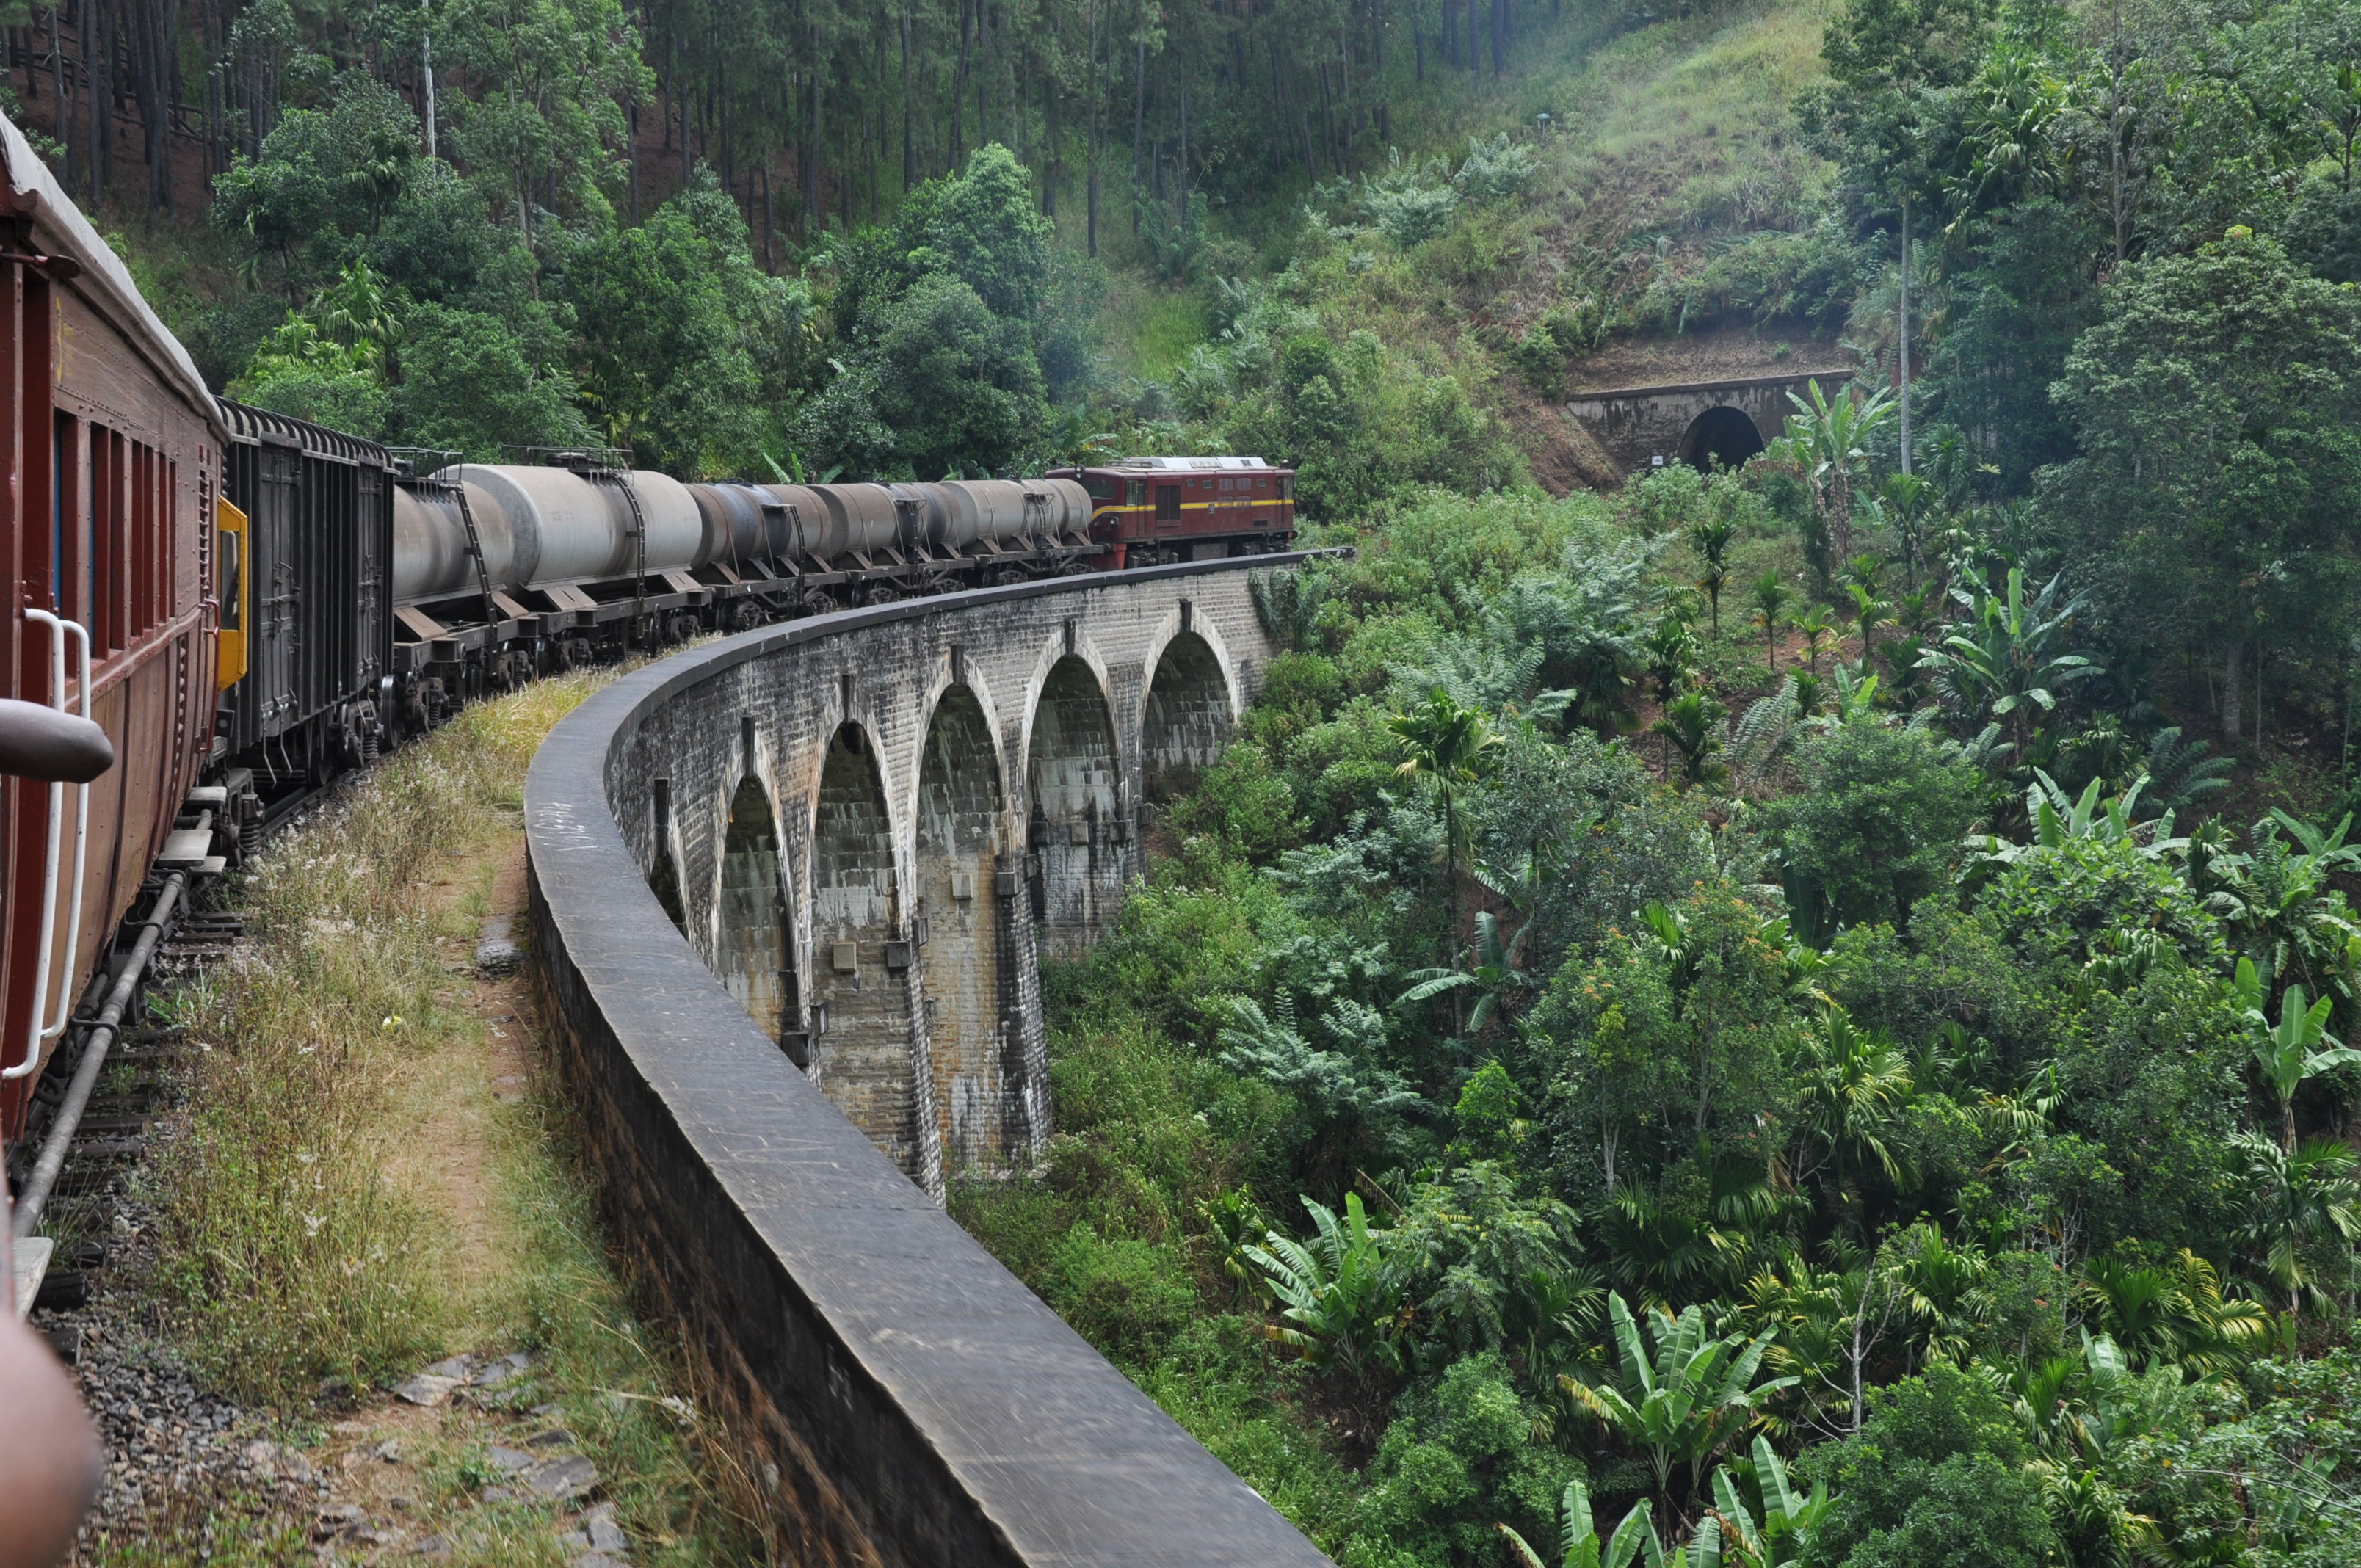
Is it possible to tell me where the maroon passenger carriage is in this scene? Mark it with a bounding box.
[0,113,222,1158]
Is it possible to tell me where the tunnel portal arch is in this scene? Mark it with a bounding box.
[1141,631,1233,802]
[809,723,921,1175]
[1675,405,1766,472]
[717,776,800,1063]
[1026,656,1124,954]
[915,686,1013,1167]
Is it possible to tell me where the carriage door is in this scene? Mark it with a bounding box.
[0,249,58,1140]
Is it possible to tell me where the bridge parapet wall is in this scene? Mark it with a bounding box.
[526,558,1330,1568]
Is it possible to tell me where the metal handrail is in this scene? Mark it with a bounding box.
[5,610,90,1080]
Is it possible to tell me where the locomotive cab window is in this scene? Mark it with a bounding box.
[1127,479,1147,506]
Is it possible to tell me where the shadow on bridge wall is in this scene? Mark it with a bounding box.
[526,557,1336,1568]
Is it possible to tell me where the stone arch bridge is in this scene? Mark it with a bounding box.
[1565,364,1858,477]
[526,555,1332,1567]
[606,559,1263,1192]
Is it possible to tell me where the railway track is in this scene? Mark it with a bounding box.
[8,876,247,1333]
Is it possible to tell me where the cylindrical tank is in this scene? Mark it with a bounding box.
[1039,477,1092,539]
[945,479,1035,547]
[393,484,485,601]
[926,482,984,551]
[408,465,702,598]
[757,485,830,560]
[688,482,771,567]
[885,483,949,553]
[813,484,900,559]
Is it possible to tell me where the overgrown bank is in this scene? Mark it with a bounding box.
[78,675,757,1567]
[955,473,2361,1567]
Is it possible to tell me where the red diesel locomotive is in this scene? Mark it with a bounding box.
[1053,455,1297,568]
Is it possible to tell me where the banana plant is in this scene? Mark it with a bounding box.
[1243,1193,1404,1392]
[1710,1437,1829,1568]
[1965,769,2180,870]
[2231,959,2361,1153]
[2204,813,2361,1013]
[1498,1478,1658,1568]
[1562,1294,1799,1505]
[1396,907,1537,1036]
[1918,566,2101,752]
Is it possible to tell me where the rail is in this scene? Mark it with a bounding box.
[525,551,1338,1568]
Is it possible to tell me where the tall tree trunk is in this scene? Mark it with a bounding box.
[1490,0,1504,78]
[900,6,914,192]
[2223,639,2243,741]
[951,0,968,165]
[1042,63,1057,216]
[805,19,822,228]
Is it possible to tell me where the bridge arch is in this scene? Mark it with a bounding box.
[915,681,1014,1167]
[1141,623,1234,801]
[808,721,923,1175]
[1026,654,1125,954]
[717,774,802,1063]
[1675,404,1766,472]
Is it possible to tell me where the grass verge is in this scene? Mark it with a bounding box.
[121,671,758,1567]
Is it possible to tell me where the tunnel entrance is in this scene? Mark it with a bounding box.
[1141,632,1232,802]
[1675,405,1766,472]
[916,686,1009,1168]
[810,723,920,1173]
[1028,657,1123,957]
[717,776,800,1064]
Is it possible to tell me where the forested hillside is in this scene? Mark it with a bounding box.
[28,0,2361,1560]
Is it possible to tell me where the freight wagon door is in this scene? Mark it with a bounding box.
[255,440,299,738]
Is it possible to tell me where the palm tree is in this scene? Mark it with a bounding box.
[1785,1007,1912,1215]
[1690,515,1737,634]
[1390,684,1506,900]
[2236,1132,2361,1336]
[1749,573,1791,672]
[2072,1252,2270,1374]
[1654,692,1729,790]
[1794,604,1834,674]
[1643,615,1698,705]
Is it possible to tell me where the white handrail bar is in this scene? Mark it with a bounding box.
[4,610,68,1079]
[38,617,92,1045]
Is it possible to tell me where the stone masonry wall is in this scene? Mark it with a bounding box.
[526,556,1328,1568]
[602,563,1272,1183]
[1564,367,1854,476]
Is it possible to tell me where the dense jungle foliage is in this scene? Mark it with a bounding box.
[28,0,2361,1556]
